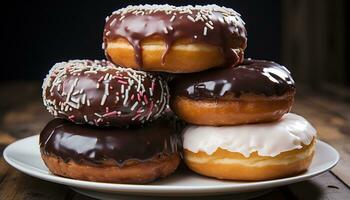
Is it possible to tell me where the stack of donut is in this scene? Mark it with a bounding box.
[39,4,317,183]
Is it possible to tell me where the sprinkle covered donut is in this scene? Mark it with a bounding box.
[42,60,169,127]
[103,4,247,73]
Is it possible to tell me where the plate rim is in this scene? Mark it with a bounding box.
[3,135,340,194]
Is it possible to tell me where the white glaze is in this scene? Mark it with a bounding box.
[182,113,316,157]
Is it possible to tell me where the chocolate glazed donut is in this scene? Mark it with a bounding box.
[42,60,169,127]
[169,59,296,126]
[40,118,180,183]
[103,5,247,73]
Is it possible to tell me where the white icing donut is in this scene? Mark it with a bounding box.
[182,113,316,157]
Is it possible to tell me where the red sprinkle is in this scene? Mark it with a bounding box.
[151,81,155,91]
[98,76,104,82]
[137,93,141,101]
[143,95,148,104]
[103,111,117,117]
[117,80,128,84]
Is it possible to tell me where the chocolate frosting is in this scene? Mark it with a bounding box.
[103,5,247,67]
[39,118,178,166]
[169,59,295,99]
[42,60,169,127]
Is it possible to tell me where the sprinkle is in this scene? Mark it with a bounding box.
[103,111,117,117]
[94,113,103,118]
[146,101,154,120]
[131,94,135,100]
[84,115,88,122]
[121,84,125,94]
[104,83,109,95]
[79,89,84,94]
[149,88,153,96]
[132,114,141,121]
[123,89,129,106]
[163,27,168,34]
[101,94,107,106]
[194,35,198,39]
[98,76,104,82]
[118,80,127,84]
[143,95,149,104]
[72,90,80,96]
[203,27,208,36]
[87,99,91,106]
[131,102,139,111]
[96,83,100,89]
[68,115,75,120]
[110,18,117,26]
[170,15,176,22]
[105,107,109,113]
[187,15,195,22]
[205,22,214,30]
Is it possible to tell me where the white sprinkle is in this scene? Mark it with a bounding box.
[67,101,79,109]
[96,83,100,89]
[203,27,208,36]
[123,89,129,106]
[163,27,168,34]
[149,88,153,96]
[170,15,176,22]
[131,101,138,111]
[104,83,109,95]
[168,26,173,30]
[71,97,80,103]
[79,89,84,94]
[72,90,80,96]
[84,115,88,122]
[81,94,86,104]
[105,16,110,22]
[187,15,195,22]
[205,22,214,30]
[94,113,102,118]
[101,94,107,106]
[121,84,125,94]
[194,35,198,39]
[119,15,126,21]
[87,99,91,107]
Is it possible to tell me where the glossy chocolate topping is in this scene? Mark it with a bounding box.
[42,60,169,127]
[103,4,247,67]
[169,59,295,99]
[40,118,178,166]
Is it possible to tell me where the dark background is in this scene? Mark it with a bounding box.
[2,0,349,94]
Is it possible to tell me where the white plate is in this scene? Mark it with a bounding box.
[4,135,339,198]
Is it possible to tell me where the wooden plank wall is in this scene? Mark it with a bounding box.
[281,0,347,89]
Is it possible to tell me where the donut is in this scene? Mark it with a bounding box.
[169,59,295,126]
[182,113,317,181]
[40,118,180,183]
[103,4,247,73]
[42,60,169,127]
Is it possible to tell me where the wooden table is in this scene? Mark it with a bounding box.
[1,82,350,199]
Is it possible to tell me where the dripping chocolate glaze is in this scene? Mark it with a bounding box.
[39,119,178,166]
[169,59,295,99]
[103,5,247,67]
